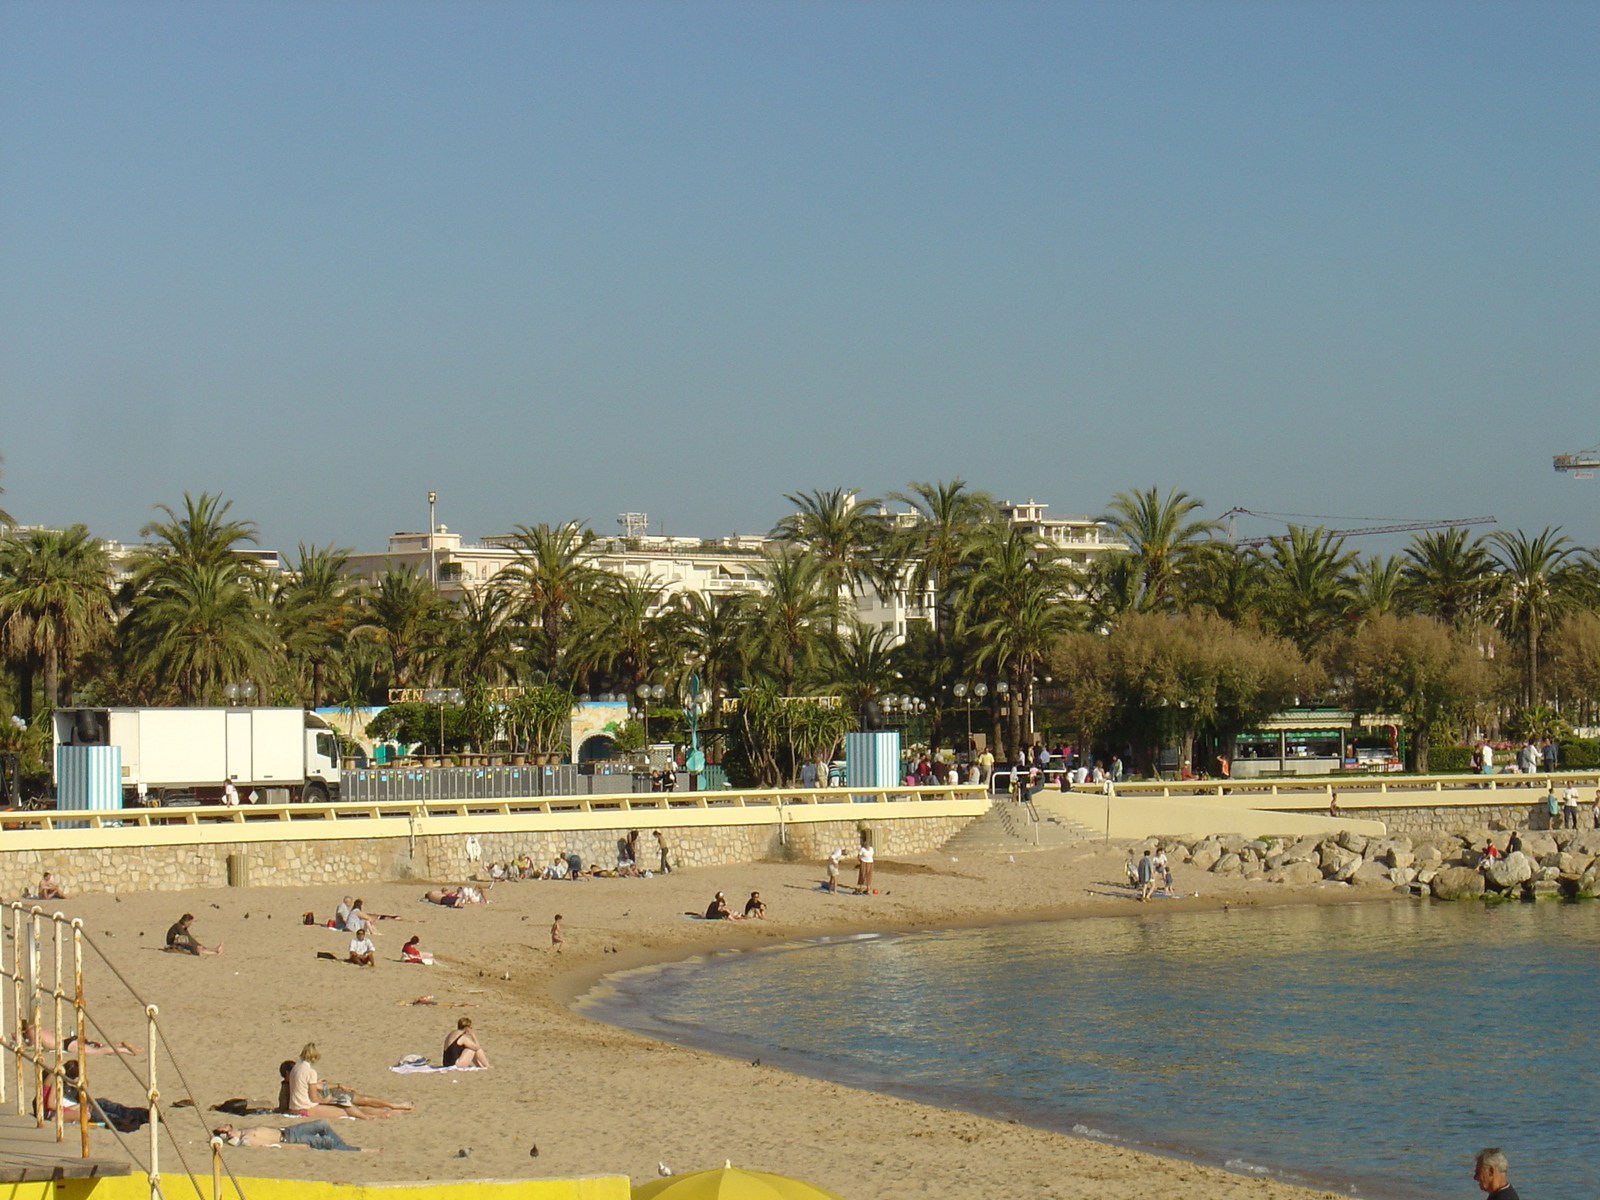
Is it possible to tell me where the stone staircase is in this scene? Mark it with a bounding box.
[939,798,1098,855]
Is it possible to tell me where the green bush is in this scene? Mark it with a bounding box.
[1557,738,1600,769]
[1428,745,1474,773]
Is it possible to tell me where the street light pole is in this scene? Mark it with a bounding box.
[427,491,437,589]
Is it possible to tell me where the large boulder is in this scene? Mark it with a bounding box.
[1333,855,1363,882]
[1320,845,1358,877]
[1577,862,1600,899]
[1190,843,1223,872]
[1570,831,1600,856]
[1389,850,1416,871]
[1269,861,1323,886]
[1212,853,1243,876]
[1217,835,1249,854]
[1559,852,1595,877]
[1483,851,1534,892]
[1337,830,1369,854]
[1351,860,1395,887]
[1522,832,1559,861]
[1414,844,1444,868]
[1432,867,1487,900]
[1285,836,1323,864]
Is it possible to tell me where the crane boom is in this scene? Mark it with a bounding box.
[1554,452,1600,474]
[1223,508,1496,549]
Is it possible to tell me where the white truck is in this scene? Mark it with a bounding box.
[53,707,342,806]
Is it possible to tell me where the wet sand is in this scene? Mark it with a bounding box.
[42,842,1377,1198]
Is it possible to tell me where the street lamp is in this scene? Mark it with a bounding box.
[422,687,463,753]
[427,491,438,589]
[222,682,257,707]
[634,683,666,752]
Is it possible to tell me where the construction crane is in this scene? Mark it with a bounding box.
[1220,508,1497,549]
[1553,445,1600,478]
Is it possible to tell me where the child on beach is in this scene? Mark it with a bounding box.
[551,915,565,952]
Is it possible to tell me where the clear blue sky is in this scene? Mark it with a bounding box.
[1,1,1596,554]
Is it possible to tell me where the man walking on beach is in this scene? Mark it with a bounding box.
[653,830,672,874]
[1472,1147,1519,1200]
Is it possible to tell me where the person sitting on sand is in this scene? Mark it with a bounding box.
[400,936,433,964]
[743,892,766,919]
[45,1061,149,1131]
[334,896,355,928]
[344,899,373,930]
[165,913,222,956]
[704,892,734,920]
[285,1044,412,1120]
[38,872,67,901]
[213,1120,373,1152]
[443,1017,490,1068]
[22,1019,141,1056]
[541,856,568,880]
[346,923,376,967]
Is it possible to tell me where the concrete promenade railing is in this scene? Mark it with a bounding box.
[0,785,992,852]
[1071,772,1600,809]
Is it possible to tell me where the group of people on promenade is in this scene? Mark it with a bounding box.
[1476,738,1560,775]
[1540,780,1600,829]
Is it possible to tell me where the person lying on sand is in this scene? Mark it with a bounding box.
[213,1121,375,1152]
[44,1061,149,1131]
[165,913,222,956]
[21,1019,141,1056]
[422,887,486,907]
[443,1017,490,1068]
[285,1044,413,1119]
[400,936,433,964]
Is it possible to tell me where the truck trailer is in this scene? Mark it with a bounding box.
[53,707,342,807]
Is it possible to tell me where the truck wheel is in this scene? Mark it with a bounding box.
[302,782,330,805]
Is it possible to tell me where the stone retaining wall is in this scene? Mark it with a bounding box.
[0,812,979,897]
[1276,802,1598,836]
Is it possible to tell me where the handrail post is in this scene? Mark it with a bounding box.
[51,915,63,1142]
[146,1004,160,1200]
[10,903,22,1116]
[28,907,41,1127]
[72,921,87,1159]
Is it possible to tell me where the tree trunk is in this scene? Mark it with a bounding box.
[43,646,60,710]
[16,663,34,723]
[1005,671,1023,760]
[1412,725,1430,773]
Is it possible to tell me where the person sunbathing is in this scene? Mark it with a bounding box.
[38,873,67,900]
[400,936,433,964]
[212,1120,374,1152]
[285,1043,412,1120]
[22,1019,141,1056]
[423,886,486,907]
[442,1017,490,1068]
[44,1061,148,1131]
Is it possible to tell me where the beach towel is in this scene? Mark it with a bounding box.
[389,1054,486,1074]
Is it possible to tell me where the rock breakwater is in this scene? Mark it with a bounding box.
[1135,828,1600,901]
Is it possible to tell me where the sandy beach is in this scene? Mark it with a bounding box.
[36,842,1380,1199]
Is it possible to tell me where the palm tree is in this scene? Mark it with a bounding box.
[962,528,1080,752]
[434,583,519,689]
[0,454,14,527]
[0,525,114,715]
[675,590,754,733]
[1350,554,1405,624]
[133,493,260,580]
[275,544,360,708]
[1490,527,1579,706]
[1257,526,1358,651]
[1400,528,1498,627]
[748,548,840,695]
[886,480,996,625]
[495,523,609,682]
[351,566,446,689]
[1099,487,1220,612]
[1177,542,1266,625]
[570,575,678,694]
[121,560,277,703]
[831,623,901,716]
[770,488,884,632]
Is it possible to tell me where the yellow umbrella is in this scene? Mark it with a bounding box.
[632,1163,851,1200]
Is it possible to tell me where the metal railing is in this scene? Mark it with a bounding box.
[0,783,989,833]
[0,902,253,1200]
[1067,771,1600,801]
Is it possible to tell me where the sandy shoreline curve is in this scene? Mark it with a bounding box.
[40,840,1383,1198]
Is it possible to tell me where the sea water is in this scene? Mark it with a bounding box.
[582,900,1600,1199]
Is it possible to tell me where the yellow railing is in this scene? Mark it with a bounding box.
[2,784,989,833]
[1070,772,1600,803]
